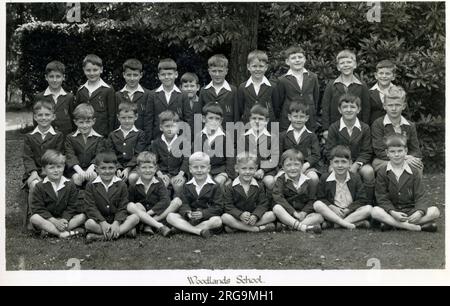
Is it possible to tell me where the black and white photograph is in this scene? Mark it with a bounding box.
[1,1,448,286]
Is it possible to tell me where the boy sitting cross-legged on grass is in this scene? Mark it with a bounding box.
[272,149,323,233]
[30,150,86,238]
[127,151,180,237]
[221,152,276,233]
[84,152,139,242]
[371,134,440,232]
[314,145,373,230]
[166,152,223,238]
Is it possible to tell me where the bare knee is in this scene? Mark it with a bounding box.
[72,174,83,186]
[128,173,139,185]
[209,216,222,228]
[313,200,326,211]
[307,172,319,184]
[30,214,41,224]
[263,176,275,190]
[371,206,386,219]
[166,212,178,224]
[361,205,373,214]
[221,213,234,223]
[84,219,98,229]
[127,202,137,213]
[128,214,140,225]
[264,211,276,221]
[427,206,440,219]
[272,204,284,215]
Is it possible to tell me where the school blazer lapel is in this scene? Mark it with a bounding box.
[77,87,90,102]
[89,87,104,101]
[54,96,68,114]
[339,128,351,143]
[286,130,298,146]
[326,180,337,200]
[350,128,362,143]
[370,90,383,106]
[107,182,121,204]
[258,83,270,99]
[198,183,213,199]
[397,172,412,191]
[95,183,111,205]
[43,182,58,202]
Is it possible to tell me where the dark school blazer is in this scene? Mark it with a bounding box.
[149,136,189,177]
[237,80,277,124]
[369,88,385,125]
[106,128,147,169]
[272,173,316,215]
[128,178,170,215]
[279,128,320,168]
[241,132,278,176]
[178,181,223,221]
[198,84,239,127]
[65,132,106,170]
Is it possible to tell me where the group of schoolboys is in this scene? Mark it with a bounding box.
[23,46,440,242]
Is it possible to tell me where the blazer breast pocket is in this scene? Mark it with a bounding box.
[91,97,106,112]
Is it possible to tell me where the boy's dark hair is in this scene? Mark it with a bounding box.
[338,93,361,108]
[288,101,309,115]
[83,54,103,68]
[94,151,118,166]
[73,103,95,120]
[281,149,304,166]
[41,149,65,167]
[45,61,65,75]
[330,145,352,161]
[181,72,199,84]
[250,104,269,119]
[159,110,179,125]
[208,54,228,68]
[247,50,268,64]
[33,100,55,114]
[202,102,223,117]
[137,151,157,166]
[235,152,258,167]
[158,58,177,72]
[123,58,143,72]
[118,102,138,115]
[376,60,396,73]
[284,45,305,60]
[384,133,407,148]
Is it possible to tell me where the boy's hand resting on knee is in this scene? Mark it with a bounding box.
[191,210,203,220]
[407,211,424,224]
[50,218,68,232]
[100,221,112,239]
[110,221,120,239]
[293,211,307,222]
[240,211,251,224]
[390,211,408,222]
[349,163,360,174]
[248,214,258,226]
[254,170,264,180]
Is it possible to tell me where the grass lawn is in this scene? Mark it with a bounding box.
[4,131,446,270]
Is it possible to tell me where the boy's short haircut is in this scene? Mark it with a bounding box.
[208,54,228,68]
[384,133,408,148]
[45,61,65,75]
[250,104,269,119]
[247,50,268,64]
[118,102,138,115]
[181,72,199,84]
[281,149,304,165]
[330,145,352,161]
[94,151,118,166]
[158,58,177,72]
[288,101,309,115]
[338,93,361,108]
[376,60,396,73]
[236,152,258,167]
[83,54,103,68]
[41,149,66,167]
[284,45,305,59]
[73,103,95,120]
[123,58,143,72]
[336,49,356,62]
[385,85,406,103]
[136,151,157,166]
[159,110,180,125]
[189,152,210,164]
[202,102,224,117]
[33,100,55,114]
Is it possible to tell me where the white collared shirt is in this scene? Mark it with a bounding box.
[120,84,144,100]
[93,176,121,192]
[156,84,181,103]
[44,87,67,103]
[201,128,226,146]
[387,162,413,182]
[136,176,159,194]
[371,83,394,102]
[187,175,216,195]
[244,128,271,141]
[205,80,232,95]
[72,129,102,138]
[232,177,259,188]
[43,176,70,195]
[285,173,310,190]
[334,75,362,86]
[287,125,311,143]
[339,117,362,137]
[245,76,271,95]
[382,114,410,134]
[81,78,110,96]
[30,126,57,140]
[115,125,139,139]
[161,134,178,152]
[286,68,309,90]
[327,171,353,209]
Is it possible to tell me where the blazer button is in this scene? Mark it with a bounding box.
[123,143,126,146]
[106,205,110,209]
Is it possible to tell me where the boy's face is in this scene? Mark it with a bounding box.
[83,62,103,83]
[330,157,351,176]
[386,146,407,166]
[375,68,395,88]
[34,108,55,129]
[338,101,360,122]
[117,110,138,130]
[337,57,356,76]
[282,158,303,180]
[45,71,65,91]
[181,81,200,99]
[383,98,406,120]
[74,118,95,136]
[123,68,143,89]
[160,120,179,139]
[208,66,228,85]
[189,160,210,182]
[203,112,223,131]
[285,53,306,72]
[158,69,178,88]
[96,162,117,182]
[288,110,308,130]
[247,59,268,81]
[44,163,65,182]
[249,113,268,133]
[236,161,257,184]
[137,162,157,181]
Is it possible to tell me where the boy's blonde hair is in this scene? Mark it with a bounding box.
[41,149,65,167]
[45,61,65,75]
[83,54,103,68]
[385,85,406,103]
[281,149,304,166]
[33,100,55,114]
[384,133,407,149]
[189,152,210,164]
[247,50,268,64]
[208,54,228,68]
[336,49,356,62]
[236,152,258,167]
[137,151,157,166]
[73,103,95,120]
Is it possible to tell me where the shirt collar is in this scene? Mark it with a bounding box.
[135,176,159,187]
[386,162,413,175]
[232,177,259,187]
[155,84,181,93]
[44,87,67,97]
[382,114,410,126]
[244,128,271,139]
[287,125,311,135]
[245,76,271,88]
[115,125,139,135]
[30,126,57,136]
[286,68,309,76]
[120,84,144,93]
[339,117,362,132]
[187,175,216,187]
[93,176,122,188]
[370,83,394,91]
[285,173,310,187]
[334,75,362,86]
[326,171,351,183]
[43,176,70,191]
[161,134,178,147]
[201,127,226,138]
[204,80,232,92]
[81,78,110,90]
[72,129,102,138]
